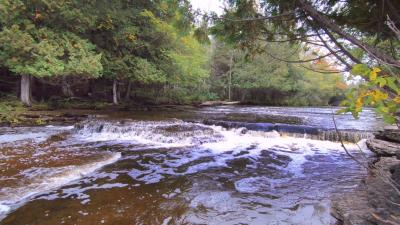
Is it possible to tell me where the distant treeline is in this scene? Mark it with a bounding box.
[0,0,346,107]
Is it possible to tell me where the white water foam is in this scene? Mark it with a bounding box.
[72,120,366,186]
[0,152,121,220]
[74,120,224,148]
[201,125,355,178]
[0,126,74,144]
[85,120,366,185]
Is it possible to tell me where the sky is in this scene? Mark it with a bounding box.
[190,0,224,15]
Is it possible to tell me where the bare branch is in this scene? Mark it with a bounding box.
[223,11,296,22]
[300,64,347,74]
[297,0,400,68]
[263,48,339,64]
[331,110,369,168]
[387,15,400,40]
[315,30,353,70]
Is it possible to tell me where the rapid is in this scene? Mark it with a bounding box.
[0,106,383,225]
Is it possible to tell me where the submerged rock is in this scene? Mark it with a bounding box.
[38,132,70,147]
[204,112,304,125]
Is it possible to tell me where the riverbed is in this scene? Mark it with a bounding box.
[0,106,382,225]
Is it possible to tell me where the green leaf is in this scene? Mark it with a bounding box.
[375,77,386,88]
[386,77,400,94]
[383,114,396,124]
[351,64,370,77]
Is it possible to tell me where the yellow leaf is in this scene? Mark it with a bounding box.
[355,97,363,111]
[394,96,400,104]
[370,67,381,81]
[372,90,388,101]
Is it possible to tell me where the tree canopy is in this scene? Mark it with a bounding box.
[0,0,353,110]
[212,0,400,123]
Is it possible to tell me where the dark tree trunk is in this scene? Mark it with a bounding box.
[125,81,132,101]
[113,79,118,105]
[241,90,247,102]
[62,76,74,97]
[87,80,94,98]
[21,75,32,106]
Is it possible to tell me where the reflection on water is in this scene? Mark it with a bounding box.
[0,107,378,225]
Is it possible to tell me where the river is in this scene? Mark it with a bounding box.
[0,106,383,225]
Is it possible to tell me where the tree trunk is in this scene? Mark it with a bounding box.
[125,81,132,101]
[88,80,94,98]
[113,79,118,105]
[62,76,74,97]
[241,90,247,102]
[21,75,32,106]
[228,51,233,101]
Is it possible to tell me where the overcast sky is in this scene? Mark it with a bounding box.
[190,0,224,15]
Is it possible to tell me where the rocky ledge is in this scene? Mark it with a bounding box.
[0,111,89,127]
[333,129,400,225]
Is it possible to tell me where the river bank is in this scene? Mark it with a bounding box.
[333,129,400,225]
[0,99,242,127]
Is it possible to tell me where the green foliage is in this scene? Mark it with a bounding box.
[210,41,345,105]
[0,0,355,107]
[168,35,209,85]
[126,57,166,84]
[0,24,102,78]
[339,65,400,124]
[0,0,213,104]
[213,0,399,124]
[0,98,25,125]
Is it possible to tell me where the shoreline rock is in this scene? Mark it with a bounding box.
[375,129,400,144]
[366,138,400,157]
[199,101,240,107]
[332,129,400,225]
[0,111,89,127]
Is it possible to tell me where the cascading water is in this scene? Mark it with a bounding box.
[201,119,374,143]
[0,106,380,225]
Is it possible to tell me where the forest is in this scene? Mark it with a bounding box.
[0,1,400,225]
[0,0,347,114]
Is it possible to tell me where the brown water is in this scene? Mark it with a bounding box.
[0,106,379,225]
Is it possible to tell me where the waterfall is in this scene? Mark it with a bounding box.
[200,120,373,143]
[74,120,224,145]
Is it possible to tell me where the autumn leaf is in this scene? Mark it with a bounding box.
[394,96,400,104]
[355,97,363,112]
[369,67,380,81]
[372,90,388,102]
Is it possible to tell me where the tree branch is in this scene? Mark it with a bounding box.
[315,31,353,70]
[297,0,400,68]
[300,64,347,74]
[223,11,296,22]
[264,48,339,64]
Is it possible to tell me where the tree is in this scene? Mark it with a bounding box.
[212,0,400,123]
[210,40,345,105]
[0,0,212,106]
[0,0,102,106]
